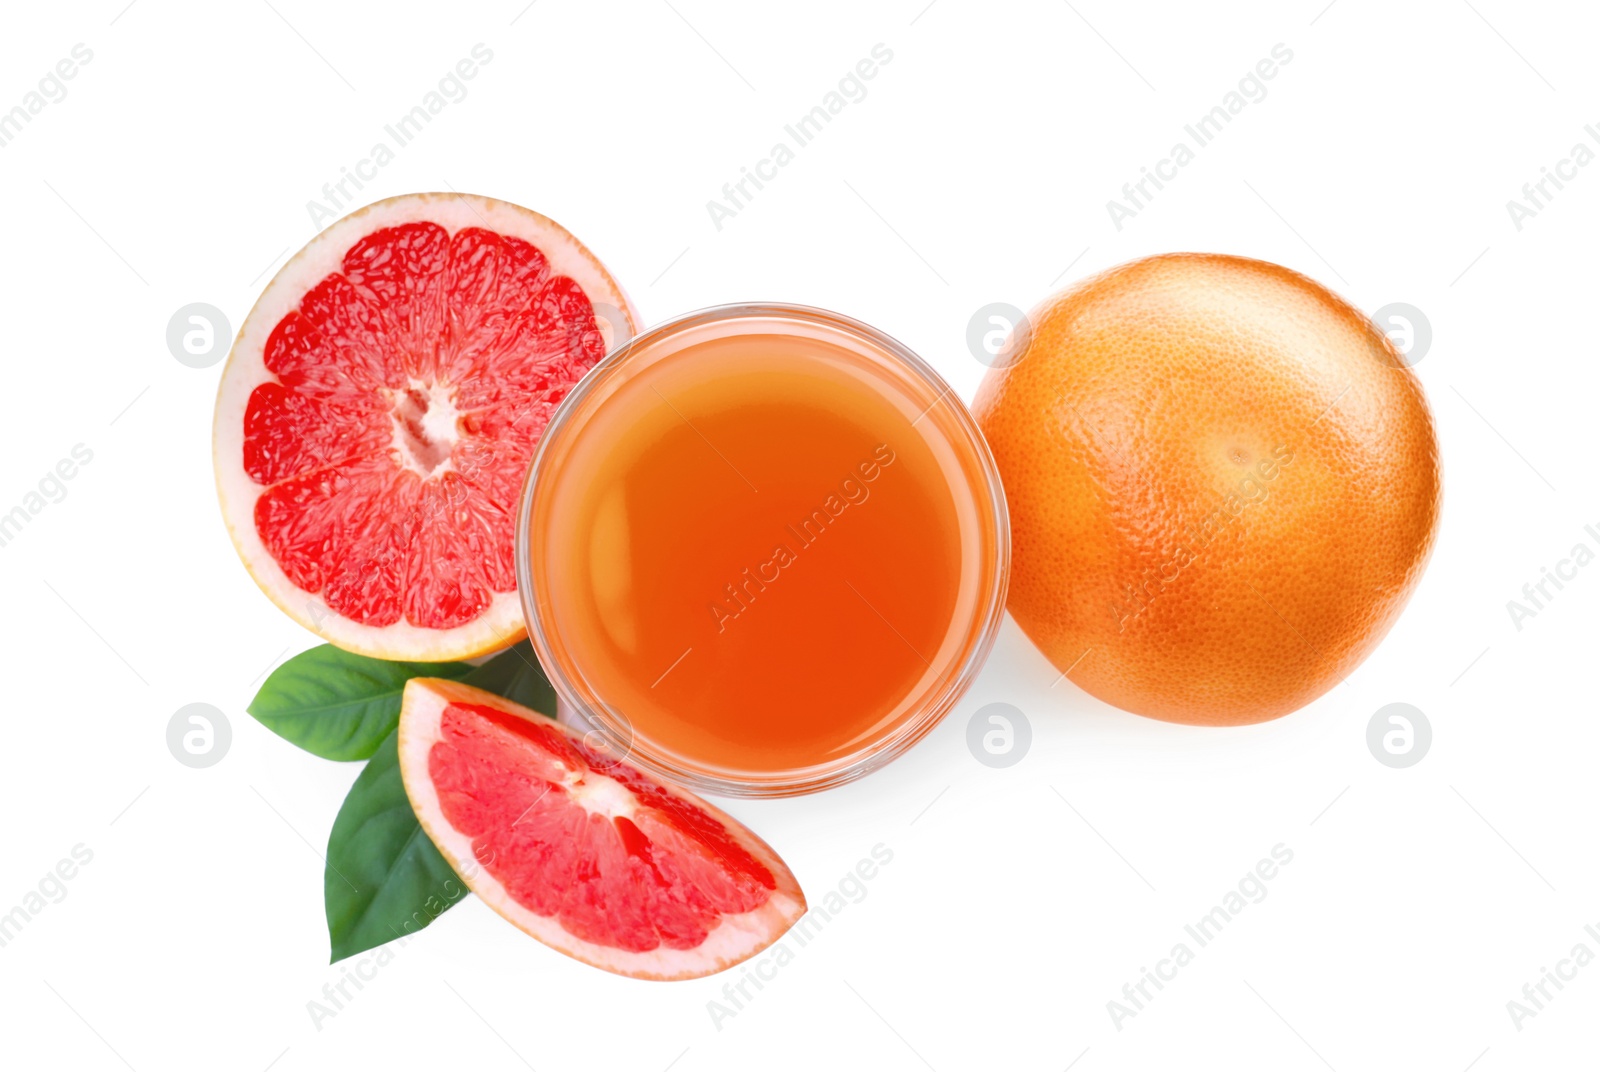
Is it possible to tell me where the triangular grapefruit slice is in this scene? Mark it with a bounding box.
[214,193,637,661]
[397,678,808,979]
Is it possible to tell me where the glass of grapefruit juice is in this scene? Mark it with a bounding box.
[517,304,1009,795]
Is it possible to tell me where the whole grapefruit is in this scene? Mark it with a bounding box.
[973,254,1441,725]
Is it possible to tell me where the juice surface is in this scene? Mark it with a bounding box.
[538,332,969,777]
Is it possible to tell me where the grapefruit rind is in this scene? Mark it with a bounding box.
[213,192,639,662]
[396,677,808,980]
[974,252,1441,725]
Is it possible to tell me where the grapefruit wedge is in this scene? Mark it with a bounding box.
[397,678,808,979]
[214,193,637,661]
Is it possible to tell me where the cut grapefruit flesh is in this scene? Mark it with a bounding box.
[215,193,637,660]
[398,678,807,979]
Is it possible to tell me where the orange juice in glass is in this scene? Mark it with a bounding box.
[517,304,1007,795]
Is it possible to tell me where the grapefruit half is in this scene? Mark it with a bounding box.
[214,193,637,661]
[397,678,807,979]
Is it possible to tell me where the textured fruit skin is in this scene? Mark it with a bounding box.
[973,254,1441,725]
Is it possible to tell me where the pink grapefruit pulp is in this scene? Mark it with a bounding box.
[214,193,637,660]
[398,678,808,979]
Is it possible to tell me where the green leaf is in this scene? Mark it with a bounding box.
[460,641,558,717]
[324,728,467,962]
[248,645,472,761]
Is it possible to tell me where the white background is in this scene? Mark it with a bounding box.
[1,1,1595,1069]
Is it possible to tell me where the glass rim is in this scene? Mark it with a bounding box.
[514,301,1011,797]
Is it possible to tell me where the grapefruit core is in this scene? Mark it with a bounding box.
[398,678,807,979]
[214,193,637,661]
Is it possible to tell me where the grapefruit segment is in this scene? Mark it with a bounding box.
[397,678,807,979]
[215,193,637,660]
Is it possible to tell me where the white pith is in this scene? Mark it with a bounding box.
[388,380,463,478]
[565,771,638,819]
[397,678,808,980]
[212,193,640,661]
